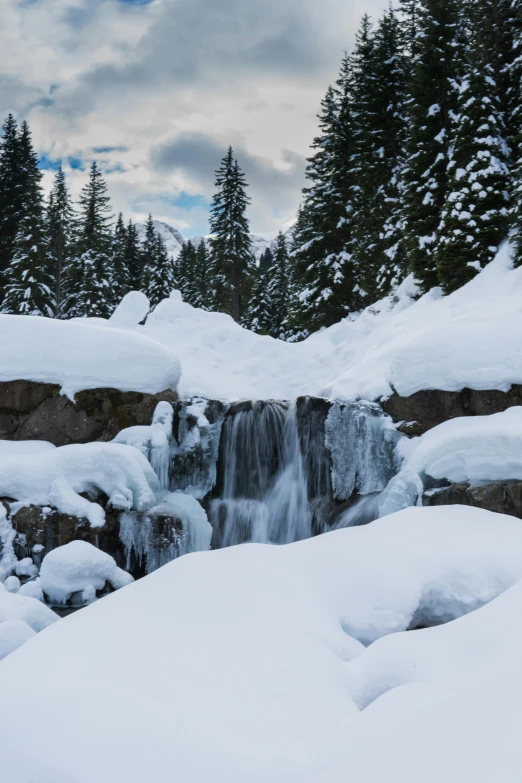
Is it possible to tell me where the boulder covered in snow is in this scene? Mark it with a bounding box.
[39,541,134,604]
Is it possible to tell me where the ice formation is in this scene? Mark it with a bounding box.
[378,407,522,517]
[120,491,212,574]
[113,401,175,489]
[39,541,134,604]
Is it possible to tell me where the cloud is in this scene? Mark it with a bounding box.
[0,0,389,236]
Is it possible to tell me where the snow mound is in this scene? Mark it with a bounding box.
[40,541,134,604]
[0,442,161,527]
[108,291,150,328]
[379,407,522,516]
[0,619,35,661]
[0,506,521,782]
[136,242,522,401]
[0,588,58,631]
[0,314,181,397]
[0,440,56,457]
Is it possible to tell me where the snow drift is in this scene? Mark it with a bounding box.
[379,406,522,516]
[0,506,521,782]
[0,314,181,397]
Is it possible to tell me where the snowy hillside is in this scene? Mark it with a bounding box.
[1,506,522,782]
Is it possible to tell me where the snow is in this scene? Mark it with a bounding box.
[0,587,58,631]
[108,290,150,327]
[0,506,521,782]
[0,440,56,457]
[39,541,134,604]
[0,441,162,528]
[113,401,174,489]
[0,313,181,397]
[379,407,522,516]
[0,620,35,661]
[131,241,522,400]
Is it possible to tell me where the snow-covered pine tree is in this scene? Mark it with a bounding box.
[209,147,254,323]
[62,162,114,318]
[0,115,23,294]
[193,238,212,309]
[47,166,74,315]
[398,0,423,57]
[111,213,132,306]
[143,230,176,308]
[435,0,511,292]
[2,121,55,316]
[140,213,156,295]
[177,240,197,303]
[402,0,466,292]
[269,233,290,339]
[289,76,357,337]
[245,247,275,334]
[348,10,409,299]
[124,220,142,290]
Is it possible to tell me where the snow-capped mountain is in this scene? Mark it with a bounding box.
[138,220,294,262]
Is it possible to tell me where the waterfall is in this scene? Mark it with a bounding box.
[209,397,400,549]
[210,401,311,547]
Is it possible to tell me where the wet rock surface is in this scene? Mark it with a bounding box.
[381,385,522,436]
[423,481,522,519]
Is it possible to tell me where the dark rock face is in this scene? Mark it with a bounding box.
[423,481,522,519]
[11,504,123,569]
[0,380,178,446]
[381,386,522,436]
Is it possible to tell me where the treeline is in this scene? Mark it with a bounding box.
[287,0,522,337]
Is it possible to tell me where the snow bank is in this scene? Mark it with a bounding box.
[0,619,35,661]
[0,506,521,782]
[0,440,56,457]
[379,407,522,516]
[0,442,161,527]
[0,314,181,397]
[136,242,522,401]
[0,588,58,632]
[40,541,133,604]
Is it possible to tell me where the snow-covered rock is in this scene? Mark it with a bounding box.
[379,407,522,517]
[0,588,58,631]
[0,442,162,528]
[0,314,181,397]
[112,401,174,489]
[108,291,150,328]
[0,506,521,782]
[40,541,134,604]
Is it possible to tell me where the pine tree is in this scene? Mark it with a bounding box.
[209,147,254,322]
[2,122,55,316]
[290,78,358,336]
[435,0,511,291]
[269,234,290,338]
[193,239,212,309]
[125,220,142,290]
[62,162,114,318]
[0,115,23,294]
[47,166,74,314]
[402,0,466,292]
[177,240,197,303]
[143,227,176,308]
[245,248,275,334]
[348,11,409,299]
[111,213,132,305]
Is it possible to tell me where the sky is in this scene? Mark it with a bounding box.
[0,0,387,238]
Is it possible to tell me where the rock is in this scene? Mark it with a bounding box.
[423,481,522,519]
[381,386,522,436]
[0,380,179,446]
[11,504,123,570]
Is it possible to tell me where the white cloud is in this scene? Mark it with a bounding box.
[0,0,388,237]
